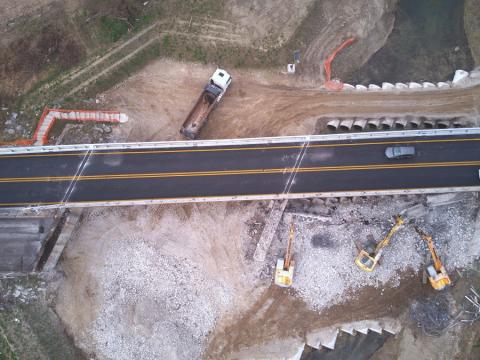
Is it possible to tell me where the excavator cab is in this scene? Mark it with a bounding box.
[274,258,295,287]
[355,215,404,272]
[274,220,295,287]
[426,265,451,290]
[355,249,377,272]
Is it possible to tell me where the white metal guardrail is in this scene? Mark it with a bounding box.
[1,128,480,156]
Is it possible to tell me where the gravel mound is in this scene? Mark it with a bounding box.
[89,233,232,360]
[275,196,478,311]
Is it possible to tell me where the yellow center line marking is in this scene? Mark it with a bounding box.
[0,160,479,183]
[0,137,479,158]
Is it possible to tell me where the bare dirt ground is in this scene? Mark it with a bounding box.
[206,194,479,358]
[226,0,314,49]
[3,0,474,358]
[56,202,264,359]
[100,59,480,144]
[52,57,480,359]
[465,0,480,66]
[298,0,398,82]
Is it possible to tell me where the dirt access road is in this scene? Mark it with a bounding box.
[102,60,480,143]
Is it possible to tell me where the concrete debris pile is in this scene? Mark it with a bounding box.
[0,281,45,307]
[57,204,261,360]
[462,286,480,323]
[90,236,232,360]
[270,195,479,311]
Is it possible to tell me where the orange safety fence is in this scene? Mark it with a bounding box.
[0,107,127,147]
[323,37,355,91]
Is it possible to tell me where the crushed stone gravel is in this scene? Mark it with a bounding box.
[89,235,232,360]
[267,195,479,311]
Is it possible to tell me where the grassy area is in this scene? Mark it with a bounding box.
[99,16,130,43]
[78,31,285,101]
[0,316,18,360]
[0,0,295,142]
[0,276,86,360]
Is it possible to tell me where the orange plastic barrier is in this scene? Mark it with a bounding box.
[323,37,355,90]
[1,107,126,146]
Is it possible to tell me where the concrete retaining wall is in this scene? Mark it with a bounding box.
[326,116,471,132]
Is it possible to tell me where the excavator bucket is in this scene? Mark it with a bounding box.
[274,259,295,287]
[354,250,376,272]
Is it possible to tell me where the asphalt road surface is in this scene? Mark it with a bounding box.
[0,134,479,207]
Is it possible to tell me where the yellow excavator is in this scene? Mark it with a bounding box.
[274,219,295,287]
[415,226,452,291]
[355,215,404,272]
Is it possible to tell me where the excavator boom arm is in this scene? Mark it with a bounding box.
[284,221,295,268]
[415,227,444,271]
[374,216,404,253]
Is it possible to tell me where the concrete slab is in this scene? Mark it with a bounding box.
[306,327,339,350]
[426,192,471,207]
[0,213,60,273]
[42,209,82,271]
[253,200,288,262]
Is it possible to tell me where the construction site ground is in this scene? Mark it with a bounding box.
[1,0,480,359]
[47,58,480,359]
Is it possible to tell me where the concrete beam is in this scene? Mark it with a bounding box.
[22,186,480,211]
[253,200,288,262]
[382,82,395,90]
[381,117,395,130]
[352,119,367,131]
[41,209,82,271]
[367,119,381,130]
[327,119,340,131]
[409,117,422,128]
[437,119,451,129]
[394,118,408,129]
[423,119,436,128]
[339,119,354,131]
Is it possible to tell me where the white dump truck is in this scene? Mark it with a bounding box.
[180,68,232,139]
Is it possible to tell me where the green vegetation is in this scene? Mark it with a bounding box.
[0,317,18,360]
[0,0,293,142]
[82,41,162,98]
[99,16,130,43]
[192,45,208,64]
[0,276,86,360]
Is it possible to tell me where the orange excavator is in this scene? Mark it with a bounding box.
[323,37,355,90]
[274,219,295,287]
[415,226,452,291]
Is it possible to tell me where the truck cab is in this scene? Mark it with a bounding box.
[210,69,232,92]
